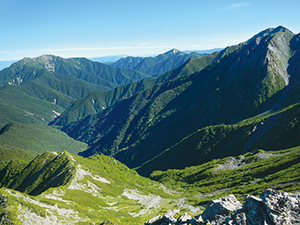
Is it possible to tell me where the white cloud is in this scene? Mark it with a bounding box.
[0,44,174,60]
[223,2,252,10]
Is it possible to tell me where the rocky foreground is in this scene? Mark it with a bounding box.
[145,189,300,225]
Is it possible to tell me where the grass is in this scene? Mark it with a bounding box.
[0,122,87,155]
[0,152,183,224]
[150,146,300,206]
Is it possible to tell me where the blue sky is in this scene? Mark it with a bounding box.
[0,0,299,60]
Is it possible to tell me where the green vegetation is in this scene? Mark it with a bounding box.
[0,122,87,155]
[51,50,220,126]
[150,146,300,206]
[0,153,184,224]
[0,55,150,125]
[0,146,35,170]
[61,28,297,176]
[1,26,300,224]
[0,146,36,188]
[7,151,74,196]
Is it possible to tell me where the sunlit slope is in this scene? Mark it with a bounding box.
[0,152,196,224]
[2,145,300,223]
[149,146,300,207]
[0,122,87,155]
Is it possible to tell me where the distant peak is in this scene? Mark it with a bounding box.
[165,48,181,54]
[33,54,60,72]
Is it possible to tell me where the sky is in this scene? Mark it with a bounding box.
[0,0,300,61]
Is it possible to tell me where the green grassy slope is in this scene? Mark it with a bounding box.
[150,146,300,206]
[0,146,36,190]
[0,122,87,155]
[0,85,65,126]
[0,152,190,224]
[0,146,35,170]
[2,145,300,224]
[7,151,75,196]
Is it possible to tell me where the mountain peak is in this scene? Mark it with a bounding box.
[247,25,293,44]
[165,48,181,55]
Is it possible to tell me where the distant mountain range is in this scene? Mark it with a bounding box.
[0,55,149,125]
[110,48,208,76]
[90,54,127,64]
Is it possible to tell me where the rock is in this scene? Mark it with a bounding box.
[227,211,247,225]
[201,194,243,224]
[144,215,163,225]
[260,189,300,224]
[144,209,180,225]
[189,215,203,225]
[162,209,180,224]
[243,194,273,224]
[143,189,300,225]
[177,212,192,224]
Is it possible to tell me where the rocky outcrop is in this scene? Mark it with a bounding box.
[261,189,300,224]
[144,209,203,225]
[201,194,242,224]
[145,189,300,224]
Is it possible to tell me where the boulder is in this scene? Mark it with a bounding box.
[201,194,243,224]
[243,195,271,224]
[177,212,192,224]
[143,189,300,225]
[144,215,163,225]
[162,209,180,224]
[189,215,203,225]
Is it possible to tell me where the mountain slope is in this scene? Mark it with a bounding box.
[0,55,149,125]
[149,145,300,207]
[137,100,300,176]
[1,145,300,224]
[0,152,189,224]
[53,27,290,127]
[50,51,221,126]
[60,27,296,172]
[0,55,149,89]
[0,122,87,155]
[51,43,239,126]
[111,48,206,76]
[0,85,65,126]
[0,146,35,171]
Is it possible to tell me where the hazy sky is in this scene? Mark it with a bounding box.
[0,0,299,60]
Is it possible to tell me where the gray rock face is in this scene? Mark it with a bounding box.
[177,212,192,224]
[162,209,180,224]
[144,189,300,225]
[261,189,300,224]
[243,195,273,224]
[201,194,243,224]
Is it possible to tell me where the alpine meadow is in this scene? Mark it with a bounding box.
[2,26,300,224]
